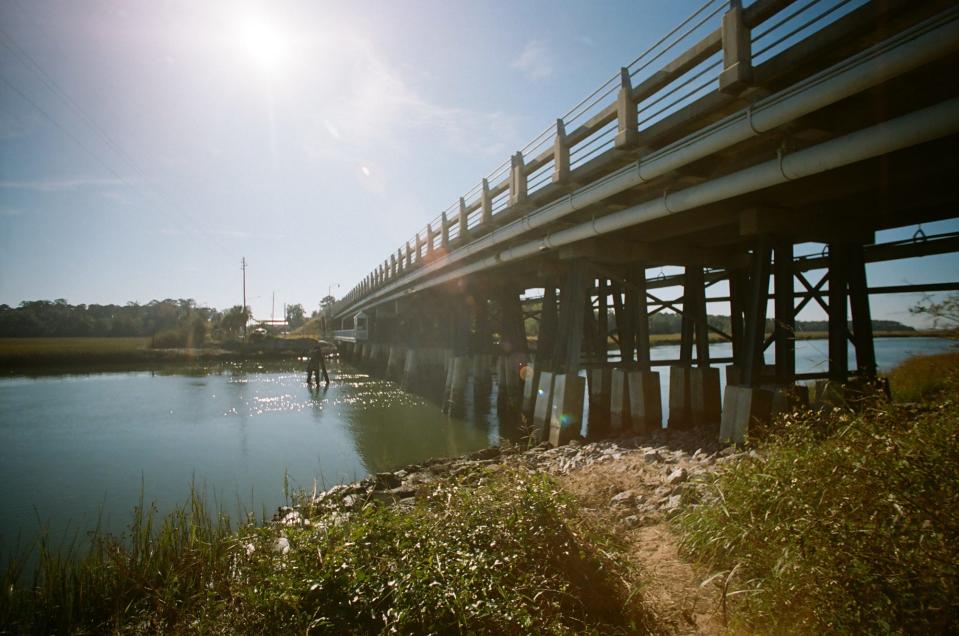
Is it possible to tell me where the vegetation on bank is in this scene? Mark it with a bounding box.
[0,337,319,371]
[4,353,959,633]
[1,470,647,634]
[886,351,959,402]
[676,361,959,633]
[0,299,317,342]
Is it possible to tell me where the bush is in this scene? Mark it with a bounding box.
[229,470,641,634]
[676,391,959,633]
[3,470,646,634]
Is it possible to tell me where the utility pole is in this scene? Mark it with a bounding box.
[241,257,247,338]
[271,290,275,323]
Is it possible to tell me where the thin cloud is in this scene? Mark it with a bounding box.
[301,33,519,162]
[511,40,554,80]
[0,177,129,192]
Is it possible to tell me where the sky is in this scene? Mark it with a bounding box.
[0,0,956,325]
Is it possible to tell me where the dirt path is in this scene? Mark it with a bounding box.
[559,456,729,635]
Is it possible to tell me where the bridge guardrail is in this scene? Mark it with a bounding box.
[336,0,881,317]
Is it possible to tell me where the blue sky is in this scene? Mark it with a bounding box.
[1,0,956,325]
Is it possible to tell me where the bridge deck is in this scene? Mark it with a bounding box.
[334,0,959,324]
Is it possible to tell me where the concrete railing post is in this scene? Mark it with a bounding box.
[458,197,469,244]
[415,232,423,265]
[441,212,450,250]
[552,118,570,184]
[509,151,527,207]
[615,67,638,148]
[406,241,413,269]
[480,178,493,226]
[719,0,752,94]
[426,223,435,259]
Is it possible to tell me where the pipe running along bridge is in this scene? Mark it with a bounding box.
[331,0,959,445]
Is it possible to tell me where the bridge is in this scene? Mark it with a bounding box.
[330,0,959,445]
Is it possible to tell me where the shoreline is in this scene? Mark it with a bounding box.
[1,331,951,374]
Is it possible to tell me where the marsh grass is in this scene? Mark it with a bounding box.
[1,486,242,634]
[2,469,646,634]
[676,380,959,633]
[887,351,959,402]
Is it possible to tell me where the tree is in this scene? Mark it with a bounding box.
[220,305,251,338]
[910,294,959,329]
[286,303,306,329]
[320,295,335,310]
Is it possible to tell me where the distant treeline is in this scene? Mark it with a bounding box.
[526,308,914,336]
[697,315,915,335]
[0,299,212,338]
[1,300,915,340]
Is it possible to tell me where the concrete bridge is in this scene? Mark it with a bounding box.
[331,0,959,445]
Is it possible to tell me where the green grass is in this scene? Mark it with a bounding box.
[2,469,648,634]
[675,375,959,633]
[887,351,959,402]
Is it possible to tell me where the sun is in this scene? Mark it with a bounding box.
[234,16,291,73]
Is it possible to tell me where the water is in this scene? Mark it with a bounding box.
[0,360,497,558]
[631,336,956,426]
[0,337,953,558]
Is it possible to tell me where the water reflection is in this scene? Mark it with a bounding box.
[0,337,953,561]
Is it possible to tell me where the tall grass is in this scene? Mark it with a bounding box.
[3,469,648,634]
[1,487,241,634]
[676,382,959,632]
[887,351,959,402]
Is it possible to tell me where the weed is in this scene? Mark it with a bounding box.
[676,385,959,633]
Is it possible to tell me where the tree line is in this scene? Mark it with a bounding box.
[524,306,913,337]
[0,299,311,343]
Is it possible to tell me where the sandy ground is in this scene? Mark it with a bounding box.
[559,454,731,635]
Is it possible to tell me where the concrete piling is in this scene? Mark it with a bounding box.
[610,369,630,432]
[690,367,721,428]
[549,373,585,447]
[627,370,662,433]
[445,355,470,414]
[719,385,773,445]
[532,371,555,441]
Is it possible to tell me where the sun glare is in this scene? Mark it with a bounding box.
[235,16,291,73]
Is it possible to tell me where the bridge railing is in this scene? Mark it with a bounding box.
[336,0,877,316]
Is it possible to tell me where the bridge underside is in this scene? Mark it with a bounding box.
[334,1,959,445]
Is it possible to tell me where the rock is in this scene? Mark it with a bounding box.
[341,494,358,510]
[610,490,635,505]
[468,446,501,461]
[374,472,402,489]
[663,495,682,511]
[279,510,305,526]
[623,515,641,528]
[644,451,663,463]
[273,536,291,555]
[666,468,688,485]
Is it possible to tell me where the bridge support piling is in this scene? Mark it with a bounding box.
[532,371,556,442]
[669,266,720,430]
[629,370,662,434]
[549,373,585,447]
[387,345,406,380]
[588,367,611,438]
[445,355,470,415]
[401,348,418,390]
